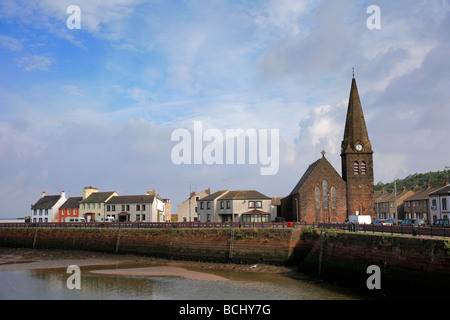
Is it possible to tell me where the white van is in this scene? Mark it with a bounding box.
[347,215,371,224]
[65,217,86,222]
[96,217,115,222]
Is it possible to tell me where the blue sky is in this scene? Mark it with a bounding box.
[0,0,449,217]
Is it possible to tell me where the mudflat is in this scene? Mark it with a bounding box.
[0,247,300,281]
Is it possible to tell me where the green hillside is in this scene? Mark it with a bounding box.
[375,170,449,193]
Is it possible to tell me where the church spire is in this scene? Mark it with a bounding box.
[341,76,372,154]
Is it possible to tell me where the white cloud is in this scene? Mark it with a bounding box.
[0,34,23,51]
[15,54,54,71]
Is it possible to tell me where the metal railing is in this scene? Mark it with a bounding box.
[1,221,448,237]
[0,221,317,230]
[318,222,450,238]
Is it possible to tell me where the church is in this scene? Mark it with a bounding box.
[281,76,375,222]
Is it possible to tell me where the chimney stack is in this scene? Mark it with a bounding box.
[41,191,46,198]
[428,181,431,189]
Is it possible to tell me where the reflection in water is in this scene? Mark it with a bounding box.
[0,264,365,300]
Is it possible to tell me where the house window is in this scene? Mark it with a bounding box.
[98,203,101,209]
[207,202,211,210]
[226,201,230,209]
[220,201,225,209]
[142,205,145,211]
[322,180,329,209]
[112,205,116,211]
[315,187,320,210]
[443,198,448,211]
[122,205,125,211]
[107,205,110,211]
[331,187,336,209]
[200,202,204,210]
[136,205,140,211]
[354,161,359,174]
[361,161,366,174]
[249,201,255,208]
[256,201,262,208]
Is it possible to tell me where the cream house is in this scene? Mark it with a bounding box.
[197,190,273,223]
[79,187,118,222]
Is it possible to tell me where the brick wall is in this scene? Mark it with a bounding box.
[0,228,302,265]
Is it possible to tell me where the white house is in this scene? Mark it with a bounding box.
[197,190,273,223]
[31,191,67,222]
[429,184,450,222]
[177,188,211,222]
[105,191,168,222]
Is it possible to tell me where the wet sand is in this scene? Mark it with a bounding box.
[0,247,300,281]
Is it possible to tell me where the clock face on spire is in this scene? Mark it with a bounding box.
[356,143,363,152]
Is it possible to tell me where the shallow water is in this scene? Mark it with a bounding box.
[0,263,366,300]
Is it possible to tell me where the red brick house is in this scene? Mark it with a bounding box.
[58,197,82,222]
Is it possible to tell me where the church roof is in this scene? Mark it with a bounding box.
[341,77,372,153]
[289,159,321,195]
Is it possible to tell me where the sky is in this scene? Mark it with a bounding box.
[0,0,449,218]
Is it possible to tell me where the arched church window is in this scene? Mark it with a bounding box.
[361,161,366,174]
[353,161,359,174]
[322,180,329,209]
[331,187,336,209]
[315,187,320,210]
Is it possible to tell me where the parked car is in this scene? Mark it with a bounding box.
[432,219,449,227]
[385,218,397,225]
[401,219,427,226]
[372,219,392,226]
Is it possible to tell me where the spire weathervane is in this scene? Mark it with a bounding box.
[352,67,355,78]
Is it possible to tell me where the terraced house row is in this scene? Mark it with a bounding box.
[30,186,171,223]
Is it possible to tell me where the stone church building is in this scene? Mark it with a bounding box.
[281,76,375,222]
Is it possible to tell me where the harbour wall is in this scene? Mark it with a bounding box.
[1,227,449,298]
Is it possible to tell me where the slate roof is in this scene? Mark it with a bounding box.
[289,158,321,195]
[80,192,116,203]
[429,185,450,196]
[106,195,155,204]
[60,197,83,209]
[199,190,229,201]
[220,190,270,200]
[404,187,441,201]
[31,195,62,210]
